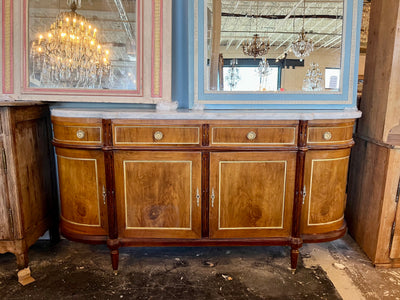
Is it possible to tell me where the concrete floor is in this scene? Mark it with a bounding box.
[0,234,399,299]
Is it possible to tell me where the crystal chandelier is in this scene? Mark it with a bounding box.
[257,58,271,91]
[30,0,111,88]
[302,62,323,91]
[242,0,270,59]
[291,0,313,58]
[225,59,240,91]
[242,34,270,59]
[257,58,271,77]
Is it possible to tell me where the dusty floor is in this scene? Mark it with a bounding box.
[0,234,399,299]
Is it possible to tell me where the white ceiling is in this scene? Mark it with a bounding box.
[208,0,344,56]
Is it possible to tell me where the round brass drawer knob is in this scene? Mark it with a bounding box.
[154,131,164,141]
[76,130,85,139]
[323,131,332,141]
[247,131,257,141]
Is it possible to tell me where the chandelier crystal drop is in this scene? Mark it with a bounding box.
[302,62,323,91]
[30,0,111,88]
[242,34,270,59]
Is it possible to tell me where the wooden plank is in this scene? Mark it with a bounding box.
[358,1,400,142]
[346,137,400,264]
[0,139,12,240]
[388,150,400,259]
[210,0,222,91]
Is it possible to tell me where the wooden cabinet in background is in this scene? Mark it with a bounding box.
[0,103,58,270]
[51,115,356,272]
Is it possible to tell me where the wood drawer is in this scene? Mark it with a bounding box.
[53,122,102,146]
[113,125,201,146]
[210,125,298,147]
[307,121,354,146]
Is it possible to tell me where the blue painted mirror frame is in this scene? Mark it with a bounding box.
[172,0,363,110]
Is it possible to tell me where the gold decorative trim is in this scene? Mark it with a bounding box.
[307,156,349,226]
[217,160,287,230]
[114,126,200,145]
[151,0,162,97]
[57,155,101,227]
[211,127,297,145]
[123,160,193,230]
[2,0,13,94]
[307,126,354,144]
[54,126,102,144]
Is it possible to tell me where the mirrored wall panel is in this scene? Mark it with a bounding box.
[206,0,344,93]
[28,0,139,91]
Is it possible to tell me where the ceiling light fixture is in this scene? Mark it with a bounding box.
[242,0,270,59]
[30,0,111,88]
[291,0,314,58]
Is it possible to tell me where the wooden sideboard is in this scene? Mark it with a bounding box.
[51,112,357,272]
[0,103,58,272]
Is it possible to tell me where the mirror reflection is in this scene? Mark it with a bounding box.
[206,0,344,93]
[28,0,138,90]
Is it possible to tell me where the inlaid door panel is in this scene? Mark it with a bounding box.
[0,139,12,240]
[209,152,296,239]
[56,148,108,236]
[301,149,351,235]
[114,151,202,239]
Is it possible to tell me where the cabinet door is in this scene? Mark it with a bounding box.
[0,139,12,240]
[114,151,202,239]
[209,152,296,239]
[301,149,350,235]
[56,148,108,236]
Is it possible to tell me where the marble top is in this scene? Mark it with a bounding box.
[51,107,362,120]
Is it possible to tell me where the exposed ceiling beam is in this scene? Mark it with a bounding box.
[221,13,343,19]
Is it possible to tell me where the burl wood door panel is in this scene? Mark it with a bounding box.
[209,152,296,239]
[114,151,202,239]
[56,148,108,236]
[301,149,351,235]
[0,139,12,240]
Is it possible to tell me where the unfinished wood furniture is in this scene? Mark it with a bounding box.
[346,0,400,267]
[0,102,58,270]
[51,109,358,272]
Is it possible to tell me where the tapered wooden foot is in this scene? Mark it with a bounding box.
[107,238,120,272]
[290,248,299,274]
[111,249,119,272]
[15,251,29,270]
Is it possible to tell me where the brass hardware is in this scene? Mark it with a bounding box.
[196,188,200,207]
[323,131,332,141]
[302,185,307,205]
[1,148,6,173]
[211,188,215,208]
[246,131,257,141]
[102,186,107,205]
[154,131,164,141]
[76,130,85,139]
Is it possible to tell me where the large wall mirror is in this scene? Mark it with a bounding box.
[189,0,363,108]
[14,0,171,102]
[26,0,140,92]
